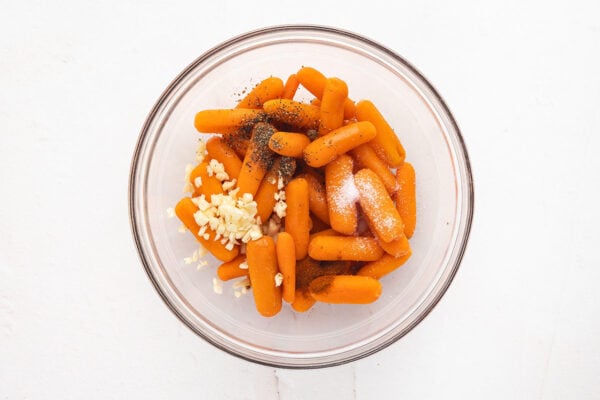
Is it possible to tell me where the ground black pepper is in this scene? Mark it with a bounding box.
[249,122,276,170]
[295,258,351,290]
[277,156,296,181]
[306,129,318,140]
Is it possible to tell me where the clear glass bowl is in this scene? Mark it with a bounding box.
[129,25,473,368]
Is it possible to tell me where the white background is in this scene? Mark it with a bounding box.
[2,1,599,398]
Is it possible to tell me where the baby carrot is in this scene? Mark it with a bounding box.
[299,173,330,225]
[237,123,276,197]
[319,77,348,135]
[262,99,320,129]
[217,255,248,281]
[308,275,382,304]
[189,161,223,198]
[247,236,282,317]
[205,136,243,180]
[378,233,411,258]
[350,144,397,194]
[308,236,383,261]
[285,178,310,260]
[357,250,412,279]
[354,168,404,243]
[325,155,357,235]
[268,131,311,158]
[254,157,295,223]
[194,109,265,134]
[291,289,316,312]
[282,74,300,100]
[396,162,416,238]
[174,198,239,262]
[276,232,296,303]
[363,213,411,257]
[236,76,284,109]
[296,66,355,119]
[355,100,405,166]
[296,66,327,96]
[303,121,377,168]
[254,175,277,224]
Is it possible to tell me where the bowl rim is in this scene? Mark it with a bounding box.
[129,24,474,368]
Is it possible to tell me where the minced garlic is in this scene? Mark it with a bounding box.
[274,272,283,287]
[192,190,263,251]
[183,163,194,193]
[212,277,223,294]
[195,139,207,163]
[207,159,229,182]
[273,175,288,218]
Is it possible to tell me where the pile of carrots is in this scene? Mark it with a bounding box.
[175,66,416,317]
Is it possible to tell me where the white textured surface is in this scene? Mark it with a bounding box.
[1,1,600,398]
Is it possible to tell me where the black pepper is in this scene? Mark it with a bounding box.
[249,122,276,170]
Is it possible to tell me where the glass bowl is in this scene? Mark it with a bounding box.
[129,25,473,368]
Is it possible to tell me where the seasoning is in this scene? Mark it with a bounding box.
[306,129,318,141]
[295,257,351,289]
[307,275,334,294]
[249,122,276,171]
[277,156,296,182]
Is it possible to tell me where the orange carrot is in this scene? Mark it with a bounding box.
[350,144,397,194]
[303,121,376,168]
[236,77,284,109]
[285,178,310,260]
[268,131,311,158]
[377,233,411,258]
[247,236,282,317]
[354,168,404,243]
[344,100,356,120]
[291,288,316,312]
[363,213,411,258]
[357,250,412,279]
[254,157,296,223]
[253,159,279,221]
[325,155,357,235]
[355,100,405,166]
[262,99,320,129]
[282,74,300,100]
[237,123,275,197]
[300,173,330,225]
[276,232,296,303]
[296,66,355,119]
[308,275,382,304]
[194,109,265,134]
[217,255,248,281]
[396,162,416,238]
[174,198,239,262]
[205,136,243,180]
[254,174,278,224]
[189,161,223,198]
[319,78,348,135]
[308,236,383,261]
[310,98,321,107]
